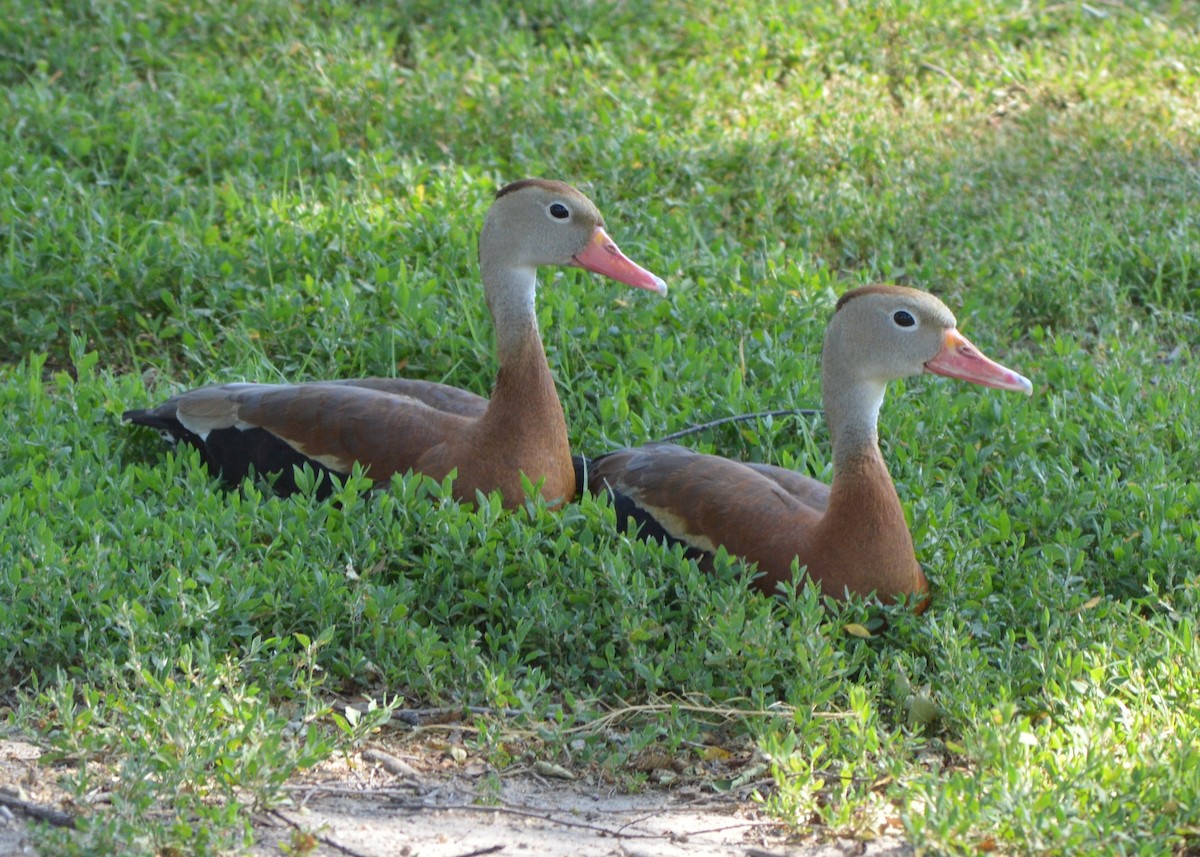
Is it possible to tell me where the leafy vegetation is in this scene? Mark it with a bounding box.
[2,0,1198,853]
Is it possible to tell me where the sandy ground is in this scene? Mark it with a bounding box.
[1,735,914,857]
[0,740,45,857]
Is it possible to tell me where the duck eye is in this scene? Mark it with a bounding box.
[893,310,916,328]
[548,202,570,220]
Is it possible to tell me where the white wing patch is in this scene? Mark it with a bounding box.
[174,383,279,440]
[300,450,353,473]
[175,409,257,441]
[624,489,719,554]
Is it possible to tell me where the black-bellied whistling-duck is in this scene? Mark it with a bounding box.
[585,285,1032,611]
[124,179,666,506]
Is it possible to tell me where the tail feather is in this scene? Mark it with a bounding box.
[124,405,340,497]
[123,407,185,434]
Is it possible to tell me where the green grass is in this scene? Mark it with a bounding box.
[2,0,1199,853]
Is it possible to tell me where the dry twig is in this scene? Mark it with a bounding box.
[0,791,75,829]
[268,808,375,857]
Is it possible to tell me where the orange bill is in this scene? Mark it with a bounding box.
[572,227,667,295]
[924,329,1033,395]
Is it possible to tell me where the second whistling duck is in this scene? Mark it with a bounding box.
[585,285,1032,610]
[124,179,666,507]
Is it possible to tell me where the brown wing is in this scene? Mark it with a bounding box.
[321,378,489,418]
[588,442,822,566]
[740,461,830,513]
[171,382,471,481]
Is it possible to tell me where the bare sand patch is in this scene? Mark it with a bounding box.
[1,736,913,857]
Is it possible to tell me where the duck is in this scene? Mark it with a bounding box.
[583,285,1032,610]
[124,178,667,506]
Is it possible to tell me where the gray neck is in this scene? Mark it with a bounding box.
[821,347,887,469]
[480,260,540,362]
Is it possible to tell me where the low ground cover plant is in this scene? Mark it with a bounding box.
[2,1,1197,853]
